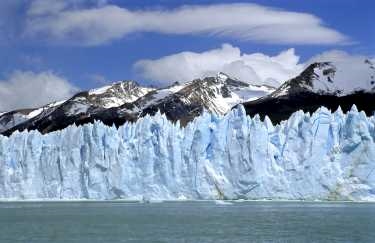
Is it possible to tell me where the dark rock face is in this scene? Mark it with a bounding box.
[242,91,375,124]
[1,104,137,136]
[140,97,203,126]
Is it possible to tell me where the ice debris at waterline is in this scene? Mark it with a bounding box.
[0,105,375,201]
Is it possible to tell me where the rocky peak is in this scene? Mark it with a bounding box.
[87,80,155,108]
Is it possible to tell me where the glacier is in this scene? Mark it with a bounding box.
[0,105,375,201]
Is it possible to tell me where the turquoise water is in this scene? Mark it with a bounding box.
[0,201,374,242]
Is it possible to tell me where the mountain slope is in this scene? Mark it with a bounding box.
[243,61,375,123]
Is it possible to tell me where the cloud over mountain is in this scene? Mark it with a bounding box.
[134,44,304,87]
[134,44,375,88]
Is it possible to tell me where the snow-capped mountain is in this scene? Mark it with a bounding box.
[272,60,375,97]
[1,105,375,201]
[0,73,274,135]
[134,72,273,125]
[0,100,65,133]
[87,80,155,108]
[0,80,154,135]
[243,60,375,123]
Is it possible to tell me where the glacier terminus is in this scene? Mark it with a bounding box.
[0,105,375,201]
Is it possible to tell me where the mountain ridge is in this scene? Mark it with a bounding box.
[1,73,273,135]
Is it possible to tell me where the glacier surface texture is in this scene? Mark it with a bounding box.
[1,105,375,201]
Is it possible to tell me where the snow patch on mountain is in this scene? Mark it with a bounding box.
[26,100,66,119]
[212,73,274,113]
[89,85,112,95]
[1,105,375,201]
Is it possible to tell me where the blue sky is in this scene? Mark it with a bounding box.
[0,0,374,111]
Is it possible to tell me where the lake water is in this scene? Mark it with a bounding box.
[0,201,374,242]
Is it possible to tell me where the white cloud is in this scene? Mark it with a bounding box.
[134,44,304,87]
[307,50,370,64]
[25,2,348,46]
[0,70,78,111]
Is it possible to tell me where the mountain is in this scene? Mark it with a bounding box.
[86,80,155,108]
[0,80,154,135]
[0,100,66,133]
[242,60,375,123]
[0,73,274,135]
[1,105,375,201]
[134,73,273,125]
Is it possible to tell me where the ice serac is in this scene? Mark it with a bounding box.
[0,105,375,201]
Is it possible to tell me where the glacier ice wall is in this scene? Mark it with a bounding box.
[0,105,375,201]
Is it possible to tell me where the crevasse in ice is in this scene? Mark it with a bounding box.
[0,105,374,201]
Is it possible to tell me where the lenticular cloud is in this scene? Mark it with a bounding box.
[25,3,348,46]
